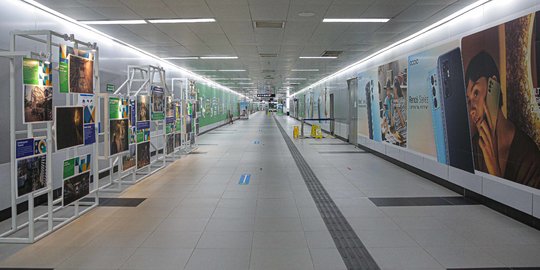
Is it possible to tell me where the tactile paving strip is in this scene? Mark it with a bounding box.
[274,117,380,270]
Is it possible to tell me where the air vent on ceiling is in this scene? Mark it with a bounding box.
[259,53,278,58]
[322,50,343,57]
[254,21,285,29]
[262,69,275,73]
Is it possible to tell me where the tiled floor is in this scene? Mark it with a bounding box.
[0,112,539,270]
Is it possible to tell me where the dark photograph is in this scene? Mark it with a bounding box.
[166,134,174,155]
[122,144,136,171]
[137,141,150,169]
[17,155,47,198]
[63,171,90,206]
[68,54,93,93]
[56,106,84,151]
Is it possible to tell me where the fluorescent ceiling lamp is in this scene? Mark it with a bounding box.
[193,70,216,72]
[286,78,307,80]
[291,0,491,97]
[200,56,238,59]
[292,69,319,72]
[211,78,230,80]
[238,82,254,85]
[80,19,147,25]
[18,1,250,99]
[323,18,390,23]
[299,56,337,59]
[231,78,251,80]
[218,69,246,72]
[163,56,199,60]
[148,18,215,23]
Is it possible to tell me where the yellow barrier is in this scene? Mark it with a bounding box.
[293,126,299,139]
[311,125,323,139]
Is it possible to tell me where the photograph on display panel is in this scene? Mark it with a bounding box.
[55,106,84,151]
[461,11,540,188]
[151,86,165,120]
[59,44,93,93]
[137,95,150,122]
[166,134,174,155]
[23,85,53,123]
[377,59,408,147]
[68,54,93,94]
[137,141,150,169]
[16,155,47,198]
[122,144,136,171]
[109,97,129,120]
[63,171,90,206]
[110,119,129,156]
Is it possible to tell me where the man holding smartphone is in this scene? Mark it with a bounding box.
[465,51,540,188]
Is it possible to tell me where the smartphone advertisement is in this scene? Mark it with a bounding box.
[407,41,458,158]
[461,11,540,188]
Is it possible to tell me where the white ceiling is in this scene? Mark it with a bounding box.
[36,0,477,98]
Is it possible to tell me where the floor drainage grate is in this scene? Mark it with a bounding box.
[274,117,380,270]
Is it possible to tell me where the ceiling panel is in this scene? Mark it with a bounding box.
[35,0,483,99]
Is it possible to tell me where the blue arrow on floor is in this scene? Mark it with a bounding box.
[238,174,251,185]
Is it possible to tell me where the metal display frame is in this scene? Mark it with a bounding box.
[0,30,100,243]
[172,78,198,155]
[99,65,173,193]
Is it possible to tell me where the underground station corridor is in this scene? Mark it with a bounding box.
[1,112,540,270]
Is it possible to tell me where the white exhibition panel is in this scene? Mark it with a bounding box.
[482,174,534,214]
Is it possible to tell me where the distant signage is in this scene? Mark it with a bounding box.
[106,84,115,93]
[257,93,275,97]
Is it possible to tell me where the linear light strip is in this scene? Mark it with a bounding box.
[18,0,248,99]
[323,18,390,23]
[291,0,491,97]
[200,56,238,59]
[148,18,215,23]
[81,20,147,25]
[299,56,337,59]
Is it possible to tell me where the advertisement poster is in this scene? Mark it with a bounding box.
[110,119,129,156]
[461,11,540,188]
[136,121,150,143]
[23,58,52,86]
[137,141,150,169]
[55,106,84,151]
[407,42,458,159]
[377,59,408,147]
[59,44,93,93]
[16,137,46,159]
[16,155,47,198]
[151,86,165,120]
[62,154,91,179]
[358,69,382,141]
[109,97,129,119]
[63,171,90,206]
[122,144,136,171]
[137,95,150,122]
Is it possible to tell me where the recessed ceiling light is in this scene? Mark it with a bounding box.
[163,56,199,60]
[238,82,254,85]
[298,12,315,17]
[218,69,246,72]
[286,78,307,80]
[231,78,251,80]
[200,56,238,59]
[299,56,337,59]
[323,18,390,23]
[148,18,216,23]
[80,19,147,25]
[291,69,319,72]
